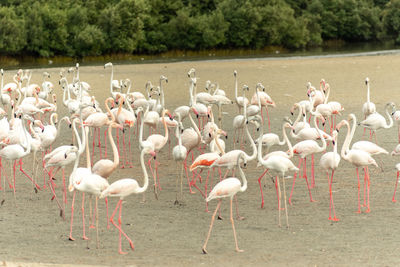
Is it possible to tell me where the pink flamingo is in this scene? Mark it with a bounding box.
[250,83,275,131]
[336,115,379,213]
[0,115,40,204]
[256,121,293,209]
[92,122,122,178]
[257,118,298,227]
[319,130,341,221]
[99,146,156,254]
[172,114,187,204]
[202,153,247,254]
[141,107,171,197]
[359,102,394,143]
[233,70,249,114]
[289,113,327,204]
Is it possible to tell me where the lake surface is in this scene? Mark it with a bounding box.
[2,41,400,70]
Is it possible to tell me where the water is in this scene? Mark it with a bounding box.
[1,41,400,70]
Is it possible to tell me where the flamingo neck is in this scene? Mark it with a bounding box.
[108,123,119,169]
[85,125,91,170]
[313,115,326,152]
[340,120,351,159]
[283,123,293,158]
[105,97,115,122]
[238,156,247,193]
[244,121,257,161]
[188,111,201,138]
[384,103,394,128]
[109,65,113,95]
[323,85,330,104]
[136,149,149,193]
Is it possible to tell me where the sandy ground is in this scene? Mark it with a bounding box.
[2,54,400,266]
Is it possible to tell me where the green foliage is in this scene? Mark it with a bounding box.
[0,0,398,57]
[0,6,26,54]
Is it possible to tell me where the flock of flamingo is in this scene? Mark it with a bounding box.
[0,63,399,255]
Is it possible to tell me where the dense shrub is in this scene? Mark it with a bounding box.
[0,0,397,57]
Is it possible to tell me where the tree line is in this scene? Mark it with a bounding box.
[0,0,399,58]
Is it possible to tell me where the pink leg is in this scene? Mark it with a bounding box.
[81,193,89,240]
[289,158,302,205]
[110,200,135,254]
[392,171,399,202]
[62,168,67,205]
[365,167,371,213]
[18,159,40,190]
[69,191,76,241]
[356,168,361,213]
[363,168,367,207]
[98,127,102,159]
[202,199,222,254]
[47,177,65,220]
[257,169,268,208]
[329,170,339,221]
[104,129,108,158]
[105,197,110,229]
[311,154,315,188]
[204,170,211,212]
[92,128,96,165]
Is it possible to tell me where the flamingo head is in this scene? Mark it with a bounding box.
[104,62,112,69]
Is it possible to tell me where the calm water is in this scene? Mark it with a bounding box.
[2,41,400,70]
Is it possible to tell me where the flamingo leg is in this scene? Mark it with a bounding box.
[82,192,89,240]
[329,170,339,221]
[18,159,40,190]
[104,129,108,158]
[363,168,367,207]
[68,190,76,241]
[311,154,315,188]
[46,172,65,220]
[97,127,102,159]
[110,199,135,254]
[202,199,222,254]
[356,168,361,213]
[393,171,399,202]
[289,158,302,205]
[281,174,289,228]
[230,197,243,252]
[204,169,211,212]
[276,175,282,227]
[366,167,371,213]
[257,169,268,208]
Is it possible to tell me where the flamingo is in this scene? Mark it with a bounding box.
[256,121,293,209]
[390,103,400,143]
[105,62,122,100]
[232,85,250,149]
[289,113,327,204]
[250,83,275,131]
[319,130,341,221]
[172,114,188,204]
[359,102,394,143]
[143,108,172,197]
[290,102,310,134]
[0,69,11,111]
[257,117,298,227]
[202,153,247,254]
[362,77,376,118]
[307,80,325,108]
[0,115,40,204]
[92,122,123,178]
[233,70,248,114]
[336,116,379,213]
[99,146,156,254]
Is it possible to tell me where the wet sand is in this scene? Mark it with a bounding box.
[2,54,400,266]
